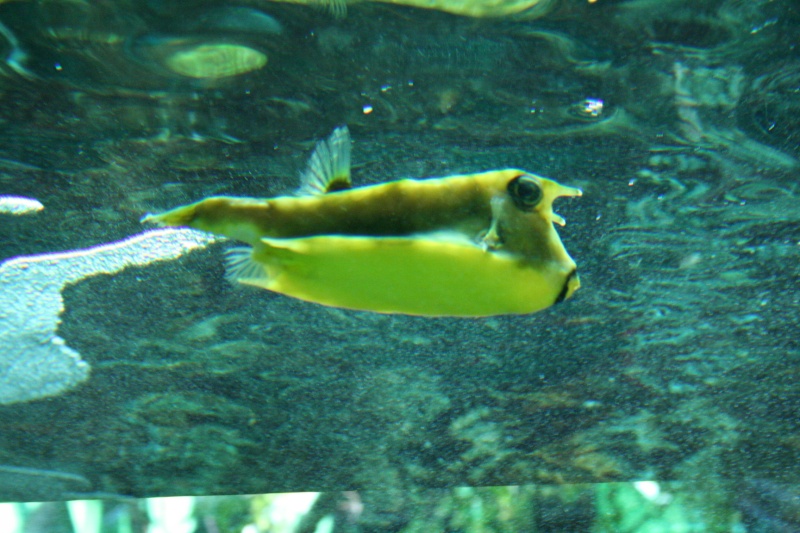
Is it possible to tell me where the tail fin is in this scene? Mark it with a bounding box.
[140,204,198,227]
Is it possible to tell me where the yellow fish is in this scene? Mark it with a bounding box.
[275,0,557,19]
[143,127,582,317]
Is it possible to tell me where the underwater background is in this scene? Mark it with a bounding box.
[0,0,799,530]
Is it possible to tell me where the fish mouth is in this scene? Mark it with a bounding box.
[555,268,580,304]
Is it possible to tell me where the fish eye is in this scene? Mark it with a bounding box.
[507,175,543,211]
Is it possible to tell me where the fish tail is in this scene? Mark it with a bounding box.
[140,204,198,227]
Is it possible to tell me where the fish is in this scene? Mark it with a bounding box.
[272,0,557,19]
[164,43,267,79]
[143,126,582,317]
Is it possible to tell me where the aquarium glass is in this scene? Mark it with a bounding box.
[0,0,798,529]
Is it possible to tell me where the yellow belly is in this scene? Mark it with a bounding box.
[237,233,578,317]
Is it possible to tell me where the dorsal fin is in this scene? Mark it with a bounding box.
[319,0,347,18]
[295,126,352,196]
